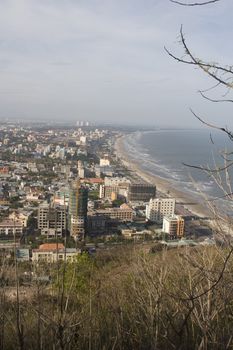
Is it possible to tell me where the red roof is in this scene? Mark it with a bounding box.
[81,178,104,184]
[39,243,64,250]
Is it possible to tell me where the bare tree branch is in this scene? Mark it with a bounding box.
[206,192,233,202]
[170,0,221,6]
[200,82,221,93]
[182,161,233,173]
[187,246,233,301]
[199,91,233,103]
[190,108,233,141]
[209,133,214,144]
[165,26,233,89]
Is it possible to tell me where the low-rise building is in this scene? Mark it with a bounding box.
[95,165,114,177]
[100,158,110,167]
[32,243,81,263]
[26,192,41,202]
[121,228,152,240]
[89,204,133,223]
[99,177,131,199]
[0,219,24,236]
[9,210,33,227]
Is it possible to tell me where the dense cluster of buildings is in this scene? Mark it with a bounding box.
[0,122,195,264]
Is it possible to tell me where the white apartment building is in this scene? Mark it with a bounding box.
[146,198,175,223]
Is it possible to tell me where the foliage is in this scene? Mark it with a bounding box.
[54,253,95,298]
[112,198,125,207]
[88,190,99,200]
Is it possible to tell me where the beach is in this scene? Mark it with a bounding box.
[114,134,213,219]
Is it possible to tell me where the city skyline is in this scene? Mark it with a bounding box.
[0,0,232,127]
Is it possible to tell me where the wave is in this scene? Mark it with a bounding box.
[123,130,232,211]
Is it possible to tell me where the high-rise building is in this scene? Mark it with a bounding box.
[146,198,175,223]
[128,183,156,202]
[162,215,184,238]
[38,202,66,237]
[78,160,85,178]
[69,180,88,240]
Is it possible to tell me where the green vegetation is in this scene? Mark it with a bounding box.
[9,196,24,209]
[88,190,99,200]
[112,198,125,207]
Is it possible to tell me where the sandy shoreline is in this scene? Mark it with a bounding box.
[114,134,213,219]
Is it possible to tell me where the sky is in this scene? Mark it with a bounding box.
[0,0,232,127]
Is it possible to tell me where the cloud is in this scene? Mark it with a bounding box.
[0,0,232,126]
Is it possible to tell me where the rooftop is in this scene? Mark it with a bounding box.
[39,243,65,251]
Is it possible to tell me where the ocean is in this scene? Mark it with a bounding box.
[123,128,233,214]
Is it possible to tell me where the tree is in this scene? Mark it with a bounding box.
[164,1,233,347]
[166,0,233,225]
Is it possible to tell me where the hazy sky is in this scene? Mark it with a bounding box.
[0,0,232,127]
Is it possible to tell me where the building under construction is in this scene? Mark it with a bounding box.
[128,183,156,202]
[68,180,88,240]
[38,202,66,237]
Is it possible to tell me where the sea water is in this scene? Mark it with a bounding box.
[123,128,233,214]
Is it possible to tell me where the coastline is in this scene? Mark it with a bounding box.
[114,134,213,219]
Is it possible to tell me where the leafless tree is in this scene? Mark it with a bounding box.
[165,0,233,217]
[164,2,233,347]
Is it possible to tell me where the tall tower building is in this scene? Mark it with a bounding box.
[69,180,88,240]
[78,160,85,178]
